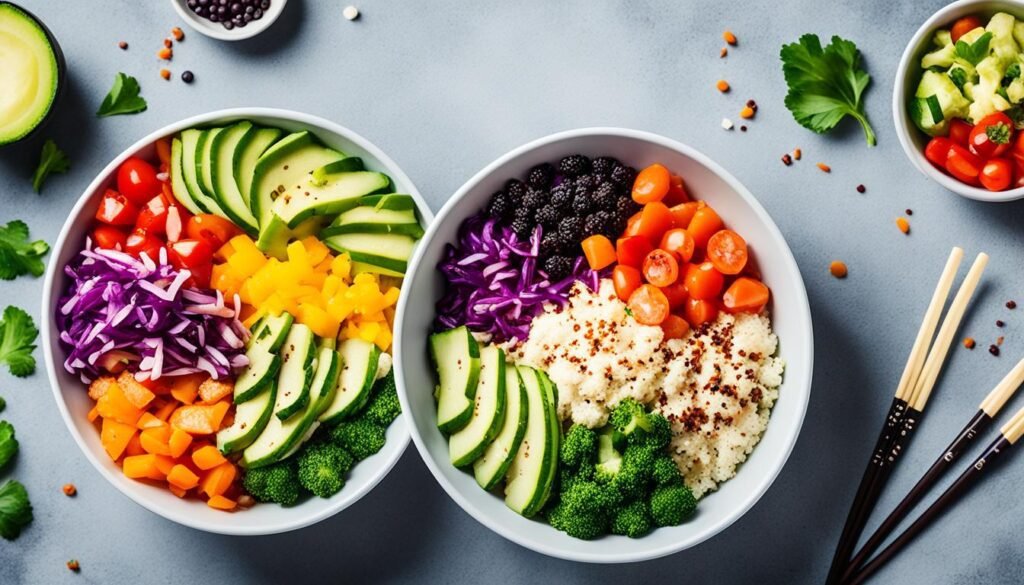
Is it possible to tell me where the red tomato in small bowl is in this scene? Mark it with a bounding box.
[980,158,1013,192]
[945,144,983,185]
[968,113,1013,159]
[924,137,954,168]
[117,157,163,205]
[948,119,973,146]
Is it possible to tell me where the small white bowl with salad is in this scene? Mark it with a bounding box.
[896,0,1024,201]
[395,128,813,562]
[41,108,431,535]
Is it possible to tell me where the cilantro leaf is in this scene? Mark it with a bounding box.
[96,72,147,118]
[955,32,992,67]
[31,139,70,193]
[0,421,16,471]
[0,220,50,280]
[780,34,877,146]
[0,307,38,378]
[0,480,32,541]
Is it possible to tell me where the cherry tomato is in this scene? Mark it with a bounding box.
[185,214,241,250]
[945,144,984,185]
[627,284,670,325]
[642,249,679,287]
[631,202,673,241]
[1013,128,1024,160]
[116,157,163,205]
[706,229,748,275]
[684,298,718,328]
[186,262,213,289]
[948,119,973,146]
[660,314,690,340]
[660,282,688,309]
[616,236,653,268]
[135,193,171,234]
[968,113,1013,159]
[612,265,643,301]
[165,205,185,243]
[684,261,725,300]
[980,157,1013,191]
[668,202,700,229]
[632,163,671,204]
[663,174,690,207]
[91,226,128,250]
[687,206,724,248]
[95,189,139,226]
[723,277,771,314]
[924,137,954,168]
[168,238,215,269]
[951,16,982,43]
[581,235,617,270]
[659,229,695,263]
[124,228,164,259]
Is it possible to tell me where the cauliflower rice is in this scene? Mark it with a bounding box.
[510,280,784,499]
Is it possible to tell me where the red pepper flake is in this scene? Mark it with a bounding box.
[62,483,76,497]
[716,80,730,93]
[723,30,738,45]
[118,41,128,50]
[720,47,728,58]
[1008,300,1017,309]
[67,560,80,573]
[963,337,976,349]
[163,38,173,48]
[998,336,1005,346]
[817,162,831,173]
[896,217,910,234]
[172,26,185,41]
[158,47,172,60]
[793,148,802,160]
[781,153,793,166]
[989,344,1000,356]
[856,184,866,193]
[159,68,171,80]
[830,260,848,279]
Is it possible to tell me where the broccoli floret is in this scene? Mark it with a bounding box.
[297,442,354,498]
[547,500,608,540]
[364,372,401,427]
[613,444,655,498]
[560,424,597,468]
[630,411,671,450]
[608,399,653,437]
[650,483,697,527]
[652,454,682,486]
[329,418,387,460]
[243,460,301,506]
[546,479,615,540]
[611,500,653,538]
[593,429,622,483]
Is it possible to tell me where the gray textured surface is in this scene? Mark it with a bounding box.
[1,0,1024,583]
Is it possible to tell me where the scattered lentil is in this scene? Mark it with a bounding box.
[997,320,1005,328]
[181,70,195,83]
[118,41,128,50]
[716,80,730,93]
[905,208,913,215]
[856,184,866,193]
[1007,300,1017,309]
[62,483,76,497]
[67,560,80,573]
[781,153,793,166]
[990,344,1001,356]
[830,260,848,278]
[343,5,360,20]
[740,106,755,119]
[740,125,747,132]
[158,47,172,60]
[159,68,171,80]
[963,337,976,349]
[817,162,831,173]
[998,336,1005,346]
[163,38,173,49]
[896,217,910,234]
[724,30,738,45]
[793,148,802,160]
[172,27,185,41]
[720,47,728,58]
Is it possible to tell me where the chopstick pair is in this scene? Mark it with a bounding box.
[840,358,1024,582]
[844,396,1024,585]
[824,248,988,585]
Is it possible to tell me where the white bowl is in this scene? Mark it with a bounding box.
[894,0,1024,202]
[41,108,431,535]
[170,0,287,41]
[394,128,814,563]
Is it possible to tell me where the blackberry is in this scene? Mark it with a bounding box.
[592,156,619,177]
[610,164,637,188]
[559,154,591,178]
[527,163,556,189]
[584,210,615,237]
[535,204,561,227]
[574,174,596,193]
[540,232,565,257]
[571,193,594,215]
[510,215,534,240]
[522,187,547,210]
[543,255,574,281]
[486,190,513,219]
[505,179,528,200]
[616,196,640,218]
[549,183,573,209]
[557,216,584,242]
[593,181,619,211]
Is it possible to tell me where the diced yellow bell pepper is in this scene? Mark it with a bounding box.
[383,286,401,307]
[302,236,331,266]
[298,303,340,339]
[374,327,392,351]
[358,321,382,343]
[331,254,352,279]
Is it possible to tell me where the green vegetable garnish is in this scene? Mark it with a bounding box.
[925,95,944,125]
[31,139,69,193]
[0,480,32,541]
[949,68,969,93]
[0,220,49,280]
[0,306,38,378]
[96,72,147,118]
[955,32,993,67]
[0,397,5,413]
[1007,106,1024,129]
[0,421,17,470]
[1003,62,1021,86]
[986,122,1011,144]
[780,34,877,146]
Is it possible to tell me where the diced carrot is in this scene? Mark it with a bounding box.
[168,428,193,459]
[200,462,237,498]
[117,371,156,409]
[87,405,101,423]
[170,373,204,405]
[169,401,230,435]
[207,495,237,511]
[153,399,177,422]
[88,376,118,400]
[154,455,176,478]
[191,445,227,470]
[96,382,143,425]
[136,412,165,430]
[198,378,233,404]
[122,454,165,481]
[581,235,617,270]
[140,426,173,456]
[125,433,146,457]
[167,464,200,490]
[168,484,188,498]
[101,418,137,460]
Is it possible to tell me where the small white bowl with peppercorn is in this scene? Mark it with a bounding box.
[170,0,286,41]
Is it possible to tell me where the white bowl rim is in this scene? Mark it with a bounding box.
[394,127,814,563]
[893,0,1024,203]
[169,0,288,42]
[41,107,430,536]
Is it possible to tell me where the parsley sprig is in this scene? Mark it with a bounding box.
[32,139,70,193]
[0,220,49,280]
[96,72,148,117]
[0,307,38,378]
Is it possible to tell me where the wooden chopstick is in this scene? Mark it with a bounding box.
[842,358,1024,582]
[823,248,965,585]
[844,405,1024,585]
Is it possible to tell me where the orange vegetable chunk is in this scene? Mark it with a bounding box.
[192,445,227,470]
[122,454,166,481]
[170,401,230,435]
[153,400,177,422]
[88,376,118,400]
[140,426,173,456]
[96,382,143,425]
[200,462,237,498]
[207,495,237,511]
[168,484,188,498]
[101,418,137,461]
[125,433,146,457]
[117,372,156,409]
[168,428,193,459]
[136,412,165,430]
[170,373,205,405]
[198,378,234,404]
[167,464,200,490]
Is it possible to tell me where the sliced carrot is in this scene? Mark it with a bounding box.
[664,174,690,206]
[101,418,137,461]
[581,235,617,270]
[96,382,143,425]
[200,462,237,498]
[170,373,204,405]
[153,455,176,478]
[723,277,770,313]
[207,495,237,511]
[152,399,177,422]
[136,412,165,430]
[140,426,173,456]
[642,249,679,287]
[707,229,748,275]
[117,371,156,409]
[169,428,193,459]
[167,464,200,490]
[192,445,227,470]
[684,262,725,300]
[632,202,673,241]
[659,229,695,263]
[632,164,672,204]
[87,405,101,423]
[168,484,188,498]
[612,265,643,301]
[123,454,165,481]
[125,433,146,457]
[627,284,670,325]
[684,298,719,328]
[198,378,233,404]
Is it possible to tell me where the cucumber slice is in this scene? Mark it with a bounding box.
[430,326,481,434]
[232,312,293,403]
[309,347,341,414]
[272,170,390,228]
[473,365,528,490]
[310,157,364,186]
[448,346,506,467]
[251,312,294,352]
[504,366,557,518]
[536,371,562,506]
[359,193,417,211]
[236,127,283,212]
[198,127,225,204]
[320,204,424,238]
[250,131,346,226]
[217,383,276,454]
[323,232,417,275]
[180,129,225,215]
[170,137,202,214]
[274,323,316,420]
[211,121,259,233]
[318,338,381,425]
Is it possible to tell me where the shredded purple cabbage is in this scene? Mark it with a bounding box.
[435,213,603,343]
[57,243,251,384]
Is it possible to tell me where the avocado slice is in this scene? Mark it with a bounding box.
[235,127,283,214]
[211,121,259,233]
[0,3,62,146]
[250,131,346,227]
[311,157,364,185]
[271,169,391,228]
[255,215,326,260]
[179,129,225,215]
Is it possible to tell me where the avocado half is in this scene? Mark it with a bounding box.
[0,2,66,147]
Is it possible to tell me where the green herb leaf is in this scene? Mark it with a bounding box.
[96,73,147,118]
[0,220,49,280]
[31,139,69,193]
[0,422,17,471]
[986,121,1011,144]
[0,396,5,413]
[1003,62,1021,86]
[954,32,992,66]
[0,480,33,541]
[949,68,969,93]
[1006,106,1024,129]
[624,307,634,317]
[0,307,38,378]
[780,34,876,146]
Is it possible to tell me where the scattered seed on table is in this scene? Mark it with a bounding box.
[62,483,76,497]
[343,5,360,20]
[720,47,728,58]
[721,118,734,130]
[793,148,802,160]
[990,344,1001,356]
[997,320,1006,328]
[1008,300,1017,309]
[163,38,173,48]
[724,30,738,45]
[998,336,1005,346]
[158,47,172,60]
[716,80,730,93]
[740,125,747,132]
[118,41,128,50]
[856,184,866,193]
[67,560,80,573]
[181,70,195,83]
[830,260,848,279]
[964,337,976,349]
[905,208,913,215]
[172,26,185,41]
[781,153,793,166]
[896,217,910,234]
[159,68,171,80]
[817,162,831,173]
